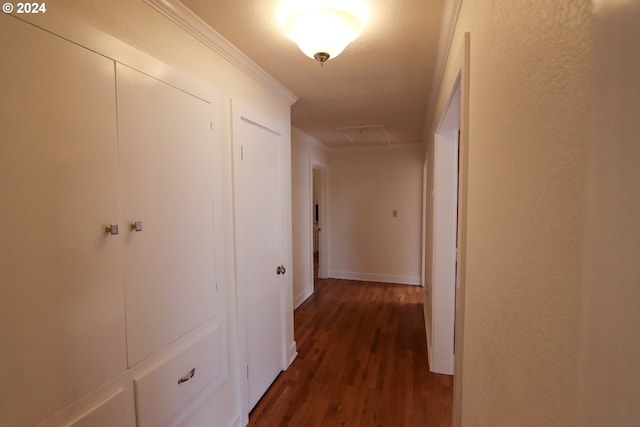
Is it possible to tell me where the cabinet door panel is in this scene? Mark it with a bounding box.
[116,64,218,366]
[0,15,126,426]
[134,326,223,427]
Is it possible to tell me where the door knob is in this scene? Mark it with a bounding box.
[105,224,119,235]
[130,221,142,232]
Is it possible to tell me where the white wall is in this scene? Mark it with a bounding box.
[291,127,328,307]
[328,146,424,285]
[427,1,590,425]
[429,1,640,424]
[577,1,640,425]
[38,2,294,427]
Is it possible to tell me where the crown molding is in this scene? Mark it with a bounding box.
[423,0,464,137]
[144,0,298,106]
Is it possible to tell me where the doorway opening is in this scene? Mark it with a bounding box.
[310,162,328,290]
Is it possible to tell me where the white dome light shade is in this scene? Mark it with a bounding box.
[279,0,368,62]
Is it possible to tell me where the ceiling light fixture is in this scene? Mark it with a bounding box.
[279,0,368,65]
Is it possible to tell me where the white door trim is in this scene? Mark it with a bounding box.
[310,159,329,282]
[430,33,470,383]
[430,79,460,376]
[450,33,471,427]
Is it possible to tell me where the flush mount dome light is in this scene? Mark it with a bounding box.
[279,0,368,64]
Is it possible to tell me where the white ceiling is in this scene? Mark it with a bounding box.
[180,0,445,148]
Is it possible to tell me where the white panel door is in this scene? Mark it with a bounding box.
[0,15,126,426]
[234,117,284,410]
[116,64,218,366]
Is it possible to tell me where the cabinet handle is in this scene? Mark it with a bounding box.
[105,224,119,235]
[281,265,286,275]
[177,368,195,385]
[276,265,286,275]
[130,221,143,232]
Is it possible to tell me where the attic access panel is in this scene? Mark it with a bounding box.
[337,124,391,147]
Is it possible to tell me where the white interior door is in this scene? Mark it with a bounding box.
[234,116,284,410]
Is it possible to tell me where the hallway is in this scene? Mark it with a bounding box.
[248,278,453,426]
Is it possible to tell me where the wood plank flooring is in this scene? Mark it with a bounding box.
[248,277,453,427]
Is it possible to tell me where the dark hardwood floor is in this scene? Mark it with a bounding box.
[248,275,453,427]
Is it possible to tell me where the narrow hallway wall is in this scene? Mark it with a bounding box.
[426,1,590,425]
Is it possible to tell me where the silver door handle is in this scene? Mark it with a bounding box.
[105,224,119,235]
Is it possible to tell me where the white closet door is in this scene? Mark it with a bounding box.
[234,117,285,410]
[0,15,126,426]
[116,64,218,366]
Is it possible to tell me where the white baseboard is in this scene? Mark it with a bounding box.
[328,270,421,286]
[287,341,298,368]
[294,285,313,308]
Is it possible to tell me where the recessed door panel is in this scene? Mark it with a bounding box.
[116,64,218,366]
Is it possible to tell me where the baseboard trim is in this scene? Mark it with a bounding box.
[328,270,421,286]
[287,341,298,368]
[294,286,313,309]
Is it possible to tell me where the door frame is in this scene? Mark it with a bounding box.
[449,33,470,427]
[310,159,329,283]
[231,99,296,425]
[428,33,470,390]
[430,77,460,376]
[421,160,428,288]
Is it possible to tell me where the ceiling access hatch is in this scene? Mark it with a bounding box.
[337,124,391,147]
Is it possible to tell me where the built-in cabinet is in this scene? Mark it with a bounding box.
[116,63,219,367]
[1,14,225,427]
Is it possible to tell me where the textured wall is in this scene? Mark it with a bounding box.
[427,1,591,425]
[328,146,424,285]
